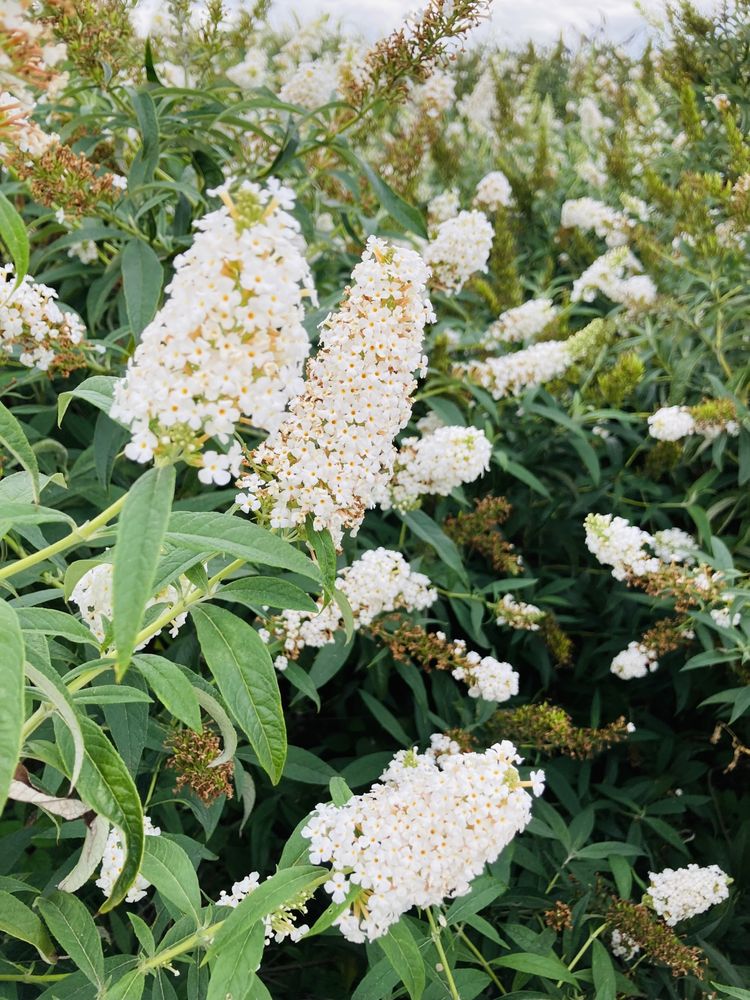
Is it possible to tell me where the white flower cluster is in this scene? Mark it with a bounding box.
[67,240,98,265]
[278,58,338,108]
[448,641,519,702]
[710,605,741,629]
[427,189,460,230]
[610,641,659,680]
[495,594,545,631]
[381,425,491,511]
[302,736,543,942]
[216,871,312,943]
[424,210,494,294]
[561,197,632,247]
[96,816,161,904]
[474,170,513,211]
[576,95,612,145]
[111,180,314,467]
[0,264,85,371]
[70,562,192,646]
[652,528,698,564]
[611,929,640,961]
[648,405,739,442]
[0,91,58,160]
[411,69,456,118]
[481,298,558,346]
[235,238,433,545]
[266,548,436,663]
[572,248,657,308]
[584,513,661,581]
[458,325,598,400]
[646,864,730,926]
[225,47,267,89]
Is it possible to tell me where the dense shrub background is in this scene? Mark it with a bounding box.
[0,1,748,998]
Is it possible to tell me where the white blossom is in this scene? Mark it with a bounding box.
[495,594,544,631]
[481,298,558,346]
[112,181,314,468]
[424,210,494,294]
[647,406,696,441]
[572,247,657,308]
[646,864,730,925]
[302,737,543,942]
[652,528,698,564]
[382,425,491,510]
[278,59,338,108]
[450,647,519,702]
[611,929,640,961]
[561,197,632,247]
[236,238,433,545]
[584,512,660,581]
[96,817,161,904]
[610,641,659,680]
[0,264,85,372]
[217,871,311,943]
[474,171,513,211]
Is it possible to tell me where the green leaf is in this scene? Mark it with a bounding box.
[216,576,318,613]
[58,816,110,894]
[58,376,118,425]
[17,608,95,644]
[329,776,353,806]
[105,970,146,1000]
[0,600,24,813]
[206,922,265,1000]
[57,717,144,912]
[608,855,632,899]
[207,866,326,958]
[166,512,321,582]
[25,658,85,789]
[121,239,163,335]
[0,190,29,281]
[128,89,160,187]
[376,920,425,1000]
[112,465,175,677]
[0,890,56,962]
[399,509,467,584]
[132,654,201,730]
[192,606,286,784]
[591,939,616,1000]
[361,162,428,237]
[573,841,642,861]
[495,952,579,986]
[360,690,411,747]
[36,890,104,987]
[712,985,750,999]
[140,836,201,921]
[0,400,40,502]
[351,957,399,1000]
[305,521,337,596]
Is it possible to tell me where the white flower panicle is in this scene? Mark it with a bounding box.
[111,180,314,467]
[458,322,602,400]
[235,239,434,545]
[584,512,661,581]
[427,189,460,229]
[647,406,696,441]
[278,58,338,108]
[572,247,657,308]
[424,210,494,294]
[97,817,161,904]
[381,424,492,511]
[652,528,698,564]
[561,197,632,247]
[495,594,545,631]
[474,170,513,211]
[0,264,85,371]
[646,864,730,926]
[448,642,519,702]
[216,872,312,943]
[411,69,456,117]
[611,929,640,961]
[610,641,659,680]
[266,548,436,663]
[481,298,558,346]
[71,562,192,646]
[302,736,543,942]
[710,605,741,629]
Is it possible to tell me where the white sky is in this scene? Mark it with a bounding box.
[271,0,656,45]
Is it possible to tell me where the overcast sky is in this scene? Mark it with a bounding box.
[270,0,716,47]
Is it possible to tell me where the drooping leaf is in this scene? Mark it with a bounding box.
[0,600,24,813]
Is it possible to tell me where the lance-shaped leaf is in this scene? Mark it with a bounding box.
[112,465,175,678]
[192,606,286,783]
[0,400,39,502]
[36,890,104,987]
[0,890,56,963]
[0,600,24,814]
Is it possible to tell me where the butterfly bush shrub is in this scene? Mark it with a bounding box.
[0,0,747,997]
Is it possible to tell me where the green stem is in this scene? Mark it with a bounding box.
[556,922,607,987]
[426,908,461,1000]
[0,973,71,983]
[138,922,224,974]
[456,928,505,995]
[0,493,127,582]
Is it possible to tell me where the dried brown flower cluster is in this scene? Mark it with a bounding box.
[484,702,633,759]
[167,729,234,804]
[545,900,573,931]
[606,899,705,978]
[641,616,694,657]
[444,495,523,576]
[38,0,140,84]
[5,142,124,215]
[343,0,491,107]
[539,615,574,667]
[629,563,724,614]
[368,617,473,676]
[0,1,63,91]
